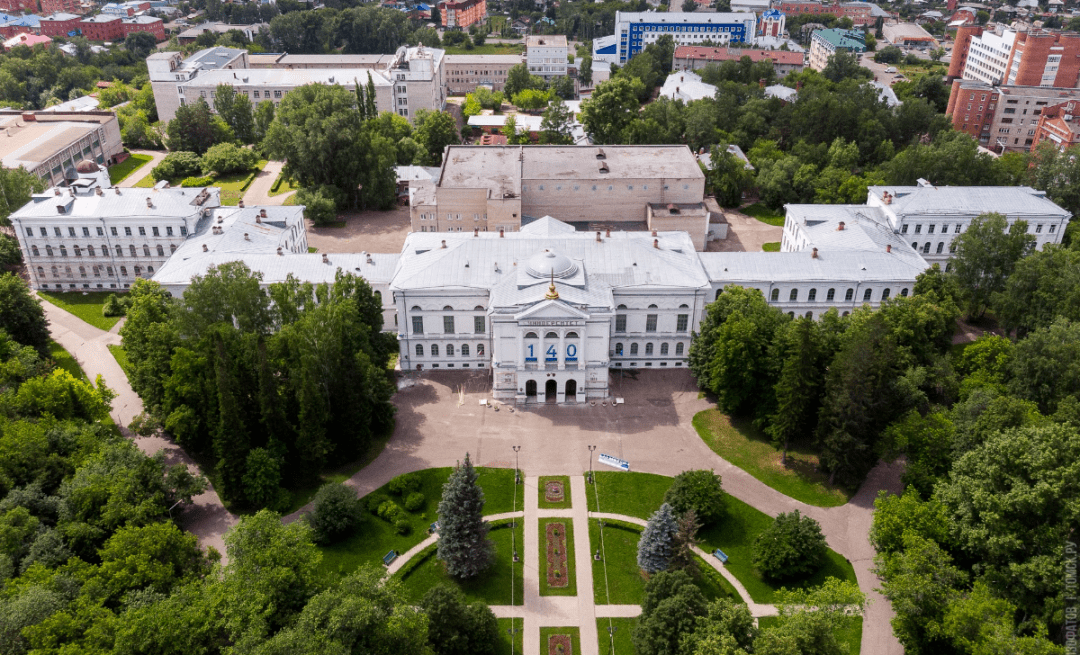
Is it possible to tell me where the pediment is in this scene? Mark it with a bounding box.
[514,299,590,321]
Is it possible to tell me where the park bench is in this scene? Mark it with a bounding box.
[383,550,398,567]
[429,521,440,534]
[713,549,729,564]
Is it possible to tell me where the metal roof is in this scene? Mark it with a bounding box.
[868,185,1072,218]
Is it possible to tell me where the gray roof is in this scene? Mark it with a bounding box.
[698,250,926,284]
[444,54,522,65]
[785,204,927,269]
[868,185,1072,219]
[156,253,399,290]
[12,187,219,221]
[187,47,247,70]
[188,67,391,88]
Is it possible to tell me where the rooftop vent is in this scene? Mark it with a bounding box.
[238,199,245,208]
[668,203,679,214]
[499,228,505,238]
[202,243,208,252]
[56,205,65,214]
[260,209,267,218]
[837,221,845,231]
[598,161,609,173]
[596,147,606,159]
[95,187,103,196]
[322,253,329,264]
[244,233,249,240]
[277,246,282,255]
[653,238,659,249]
[115,187,121,195]
[886,244,892,253]
[474,227,479,237]
[596,231,602,242]
[54,188,61,196]
[441,239,447,249]
[651,229,658,237]
[146,197,153,208]
[812,247,819,259]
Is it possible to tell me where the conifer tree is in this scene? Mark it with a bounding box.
[637,503,678,574]
[365,72,378,120]
[437,453,494,578]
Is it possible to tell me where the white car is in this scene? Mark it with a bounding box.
[885,66,897,73]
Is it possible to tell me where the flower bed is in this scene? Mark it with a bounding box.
[546,522,569,588]
[545,480,565,503]
[548,633,572,655]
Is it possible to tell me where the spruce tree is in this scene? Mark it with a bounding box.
[437,453,493,578]
[637,503,678,574]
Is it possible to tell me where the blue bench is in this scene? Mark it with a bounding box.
[713,549,729,564]
[383,550,398,566]
[429,522,440,534]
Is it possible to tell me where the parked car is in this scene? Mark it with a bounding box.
[885,66,897,73]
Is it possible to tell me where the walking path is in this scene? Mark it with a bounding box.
[242,160,296,206]
[118,149,167,188]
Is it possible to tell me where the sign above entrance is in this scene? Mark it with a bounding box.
[598,454,630,472]
[522,320,583,327]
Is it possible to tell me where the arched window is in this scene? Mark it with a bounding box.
[477,343,484,356]
[129,245,137,257]
[116,245,122,257]
[416,344,423,356]
[882,288,891,300]
[911,242,918,251]
[74,246,81,256]
[545,332,558,339]
[845,288,854,301]
[842,311,850,317]
[64,266,72,277]
[147,266,154,274]
[461,344,470,357]
[630,343,639,355]
[411,305,422,312]
[771,289,779,302]
[648,304,658,309]
[617,304,627,309]
[59,246,67,257]
[826,288,835,301]
[78,266,86,278]
[676,342,684,355]
[474,305,484,310]
[431,344,439,356]
[566,331,578,339]
[143,245,151,257]
[863,288,873,302]
[446,344,455,357]
[679,304,689,308]
[31,245,39,256]
[443,305,454,311]
[900,288,909,297]
[808,288,817,301]
[45,245,53,256]
[645,343,654,355]
[715,289,722,300]
[120,266,127,276]
[660,343,669,355]
[922,242,931,254]
[170,244,177,254]
[86,245,95,257]
[51,266,58,278]
[525,332,538,339]
[789,288,798,301]
[615,343,623,355]
[156,245,165,256]
[134,266,142,277]
[102,244,108,255]
[949,242,957,253]
[92,266,100,277]
[805,311,813,319]
[788,311,795,318]
[37,266,44,278]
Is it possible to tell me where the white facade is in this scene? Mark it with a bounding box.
[526,35,568,78]
[962,29,1016,85]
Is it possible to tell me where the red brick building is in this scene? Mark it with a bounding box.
[672,45,806,77]
[119,14,163,41]
[0,0,39,13]
[39,12,81,37]
[946,79,999,144]
[439,0,485,29]
[1006,30,1080,87]
[1031,99,1080,150]
[774,1,875,26]
[948,24,982,80]
[40,0,84,15]
[78,13,120,40]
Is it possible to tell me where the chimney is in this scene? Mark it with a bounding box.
[837,221,845,231]
[886,244,892,253]
[651,229,657,237]
[499,228,504,238]
[54,188,61,196]
[69,187,75,197]
[95,187,103,196]
[653,238,659,249]
[884,192,892,205]
[812,247,819,259]
[474,227,479,236]
[441,239,447,249]
[238,199,245,208]
[21,112,35,122]
[277,246,282,255]
[322,253,329,264]
[56,205,65,214]
[244,233,249,240]
[260,209,267,218]
[202,244,208,252]
[115,187,120,195]
[596,231,601,242]
[146,197,153,208]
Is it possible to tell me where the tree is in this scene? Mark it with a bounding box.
[580,56,593,87]
[539,99,574,145]
[213,83,255,144]
[420,584,499,655]
[821,50,871,83]
[950,212,1036,318]
[869,488,950,556]
[706,146,754,208]
[200,142,258,175]
[413,109,459,165]
[877,410,953,497]
[501,115,529,145]
[0,274,49,355]
[637,502,678,574]
[153,151,203,181]
[1007,318,1080,414]
[752,510,827,580]
[662,470,725,526]
[873,45,902,64]
[683,598,757,655]
[124,31,157,59]
[993,244,1080,338]
[580,77,645,144]
[669,508,701,573]
[633,569,709,655]
[296,186,338,226]
[682,0,696,11]
[436,453,493,579]
[504,62,544,99]
[165,98,234,155]
[511,88,551,111]
[253,99,275,146]
[0,166,45,227]
[767,317,828,464]
[0,234,22,267]
[760,579,865,655]
[307,483,362,545]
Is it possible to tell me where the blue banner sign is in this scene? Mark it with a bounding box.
[598,453,629,472]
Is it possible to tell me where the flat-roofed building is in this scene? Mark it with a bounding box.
[882,22,938,48]
[444,54,521,93]
[0,110,123,187]
[39,12,81,37]
[607,11,757,64]
[808,28,866,71]
[176,20,267,44]
[527,34,567,79]
[439,0,485,29]
[946,79,1080,151]
[672,45,805,77]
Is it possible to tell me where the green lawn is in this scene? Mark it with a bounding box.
[443,43,524,55]
[495,618,524,655]
[137,160,266,205]
[697,493,858,604]
[692,410,851,507]
[108,153,154,185]
[539,517,576,596]
[757,615,862,655]
[318,467,517,578]
[584,471,672,519]
[268,172,298,196]
[741,203,785,227]
[540,627,580,655]
[38,291,124,331]
[596,617,636,655]
[762,242,780,252]
[538,475,572,509]
[107,344,132,377]
[49,340,85,381]
[307,246,318,253]
[398,518,524,605]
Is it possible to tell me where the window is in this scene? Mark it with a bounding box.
[37,266,44,278]
[24,227,32,237]
[40,227,47,236]
[771,289,779,302]
[124,227,132,236]
[446,344,454,357]
[443,315,455,333]
[111,227,118,237]
[863,288,873,302]
[901,224,908,234]
[81,227,90,237]
[845,288,853,301]
[73,246,81,257]
[474,316,485,333]
[170,245,177,254]
[93,266,100,277]
[134,266,142,277]
[900,288,909,297]
[676,342,684,355]
[166,227,174,236]
[51,266,58,278]
[660,343,669,355]
[106,266,113,276]
[138,227,146,236]
[645,343,653,355]
[115,245,122,257]
[936,242,944,254]
[630,343,639,355]
[152,227,159,237]
[143,245,151,257]
[942,224,949,233]
[147,266,153,274]
[914,224,922,234]
[59,246,67,257]
[79,266,86,278]
[120,266,127,276]
[431,344,439,356]
[129,245,137,257]
[882,288,891,300]
[789,288,798,301]
[156,245,164,256]
[616,314,627,332]
[31,245,39,256]
[477,344,485,356]
[68,227,76,237]
[1036,224,1043,233]
[954,224,962,234]
[615,343,623,355]
[54,228,61,237]
[87,245,95,257]
[677,314,688,331]
[912,242,918,250]
[412,316,423,334]
[461,344,470,357]
[180,226,187,236]
[928,224,935,234]
[645,314,657,332]
[826,288,835,301]
[922,243,931,254]
[808,288,817,301]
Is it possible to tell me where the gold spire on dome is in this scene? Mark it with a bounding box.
[544,271,559,300]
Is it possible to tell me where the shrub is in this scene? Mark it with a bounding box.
[309,483,363,545]
[296,186,339,226]
[404,491,426,512]
[389,472,421,496]
[0,233,23,266]
[366,492,392,515]
[180,175,214,187]
[394,517,412,535]
[102,293,132,317]
[377,500,404,523]
[663,470,725,526]
[152,151,201,181]
[200,142,258,175]
[752,510,828,580]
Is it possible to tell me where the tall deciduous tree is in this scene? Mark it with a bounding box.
[539,99,574,144]
[0,166,45,227]
[767,317,826,463]
[632,569,709,655]
[0,274,49,355]
[420,584,499,655]
[949,212,1035,318]
[993,244,1080,338]
[213,83,255,144]
[436,453,493,579]
[165,98,234,154]
[637,502,678,574]
[579,77,645,144]
[413,109,459,165]
[752,510,827,580]
[662,470,724,526]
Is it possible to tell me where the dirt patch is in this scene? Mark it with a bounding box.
[306,205,412,254]
[706,207,783,253]
[545,522,569,588]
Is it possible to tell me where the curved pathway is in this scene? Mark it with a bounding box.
[117,149,167,188]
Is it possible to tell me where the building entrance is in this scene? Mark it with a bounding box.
[565,379,577,402]
[545,380,557,403]
[525,380,537,400]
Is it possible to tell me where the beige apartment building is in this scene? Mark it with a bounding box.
[444,54,522,94]
[410,145,709,248]
[0,110,124,187]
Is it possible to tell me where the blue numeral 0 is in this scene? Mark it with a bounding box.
[566,344,577,358]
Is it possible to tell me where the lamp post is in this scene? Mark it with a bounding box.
[587,444,596,484]
[512,445,521,484]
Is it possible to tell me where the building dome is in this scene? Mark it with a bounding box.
[526,249,578,280]
[75,159,99,174]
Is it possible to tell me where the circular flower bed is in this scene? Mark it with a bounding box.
[545,480,566,503]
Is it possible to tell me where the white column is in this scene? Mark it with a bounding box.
[558,332,566,371]
[538,332,546,369]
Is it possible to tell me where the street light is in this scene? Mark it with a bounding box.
[587,444,597,484]
[512,445,521,484]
